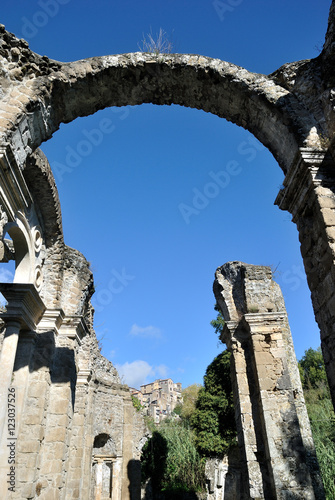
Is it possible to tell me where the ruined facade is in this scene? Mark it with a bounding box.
[0,1,335,499]
[0,145,148,500]
[214,263,324,500]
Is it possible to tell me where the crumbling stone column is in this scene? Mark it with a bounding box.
[275,148,335,411]
[0,283,45,500]
[214,262,324,500]
[35,315,87,499]
[64,366,92,499]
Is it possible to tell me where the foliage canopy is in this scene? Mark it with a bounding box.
[141,420,206,497]
[190,349,236,457]
[298,346,327,389]
[298,347,335,499]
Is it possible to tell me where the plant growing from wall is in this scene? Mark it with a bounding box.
[138,28,173,55]
[131,394,144,412]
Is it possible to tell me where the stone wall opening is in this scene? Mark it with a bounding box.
[39,102,317,387]
[1,4,335,497]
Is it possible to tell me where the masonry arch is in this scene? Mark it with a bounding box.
[0,27,323,176]
[1,24,334,405]
[1,13,335,498]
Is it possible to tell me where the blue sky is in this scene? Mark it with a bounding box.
[1,0,331,389]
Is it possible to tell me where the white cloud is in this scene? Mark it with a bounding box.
[129,323,162,338]
[116,360,154,388]
[116,360,170,389]
[156,364,168,378]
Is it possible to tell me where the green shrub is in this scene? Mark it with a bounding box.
[141,420,205,495]
[299,347,335,499]
[190,350,236,457]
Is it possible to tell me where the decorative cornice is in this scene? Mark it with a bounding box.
[275,148,328,220]
[58,315,89,344]
[37,308,65,334]
[77,368,92,385]
[244,311,287,324]
[0,282,45,330]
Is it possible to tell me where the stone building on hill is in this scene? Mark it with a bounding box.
[132,378,182,423]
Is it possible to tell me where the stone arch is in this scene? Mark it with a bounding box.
[2,18,335,400]
[93,433,117,456]
[0,24,324,175]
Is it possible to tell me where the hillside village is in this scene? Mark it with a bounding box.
[130,378,182,422]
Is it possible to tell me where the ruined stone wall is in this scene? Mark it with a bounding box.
[205,447,241,500]
[214,262,324,500]
[8,325,147,500]
[0,138,147,500]
[1,3,335,499]
[1,5,335,412]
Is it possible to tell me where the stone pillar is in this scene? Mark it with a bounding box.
[224,319,265,499]
[0,321,21,442]
[92,456,114,500]
[275,147,335,410]
[36,315,87,499]
[0,283,45,500]
[64,367,92,499]
[214,262,324,500]
[95,459,104,500]
[121,398,134,500]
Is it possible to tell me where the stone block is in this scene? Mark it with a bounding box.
[39,487,60,500]
[17,482,34,498]
[254,350,274,365]
[320,208,335,226]
[24,407,45,425]
[28,382,47,398]
[326,226,335,241]
[22,424,44,441]
[66,472,82,484]
[39,458,63,475]
[49,398,70,414]
[72,414,85,426]
[318,195,335,209]
[19,452,38,469]
[68,457,85,468]
[47,414,69,427]
[17,467,36,482]
[270,347,285,359]
[44,426,66,442]
[18,439,40,453]
[45,442,65,460]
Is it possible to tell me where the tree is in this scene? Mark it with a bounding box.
[190,350,236,457]
[298,347,335,499]
[176,383,202,422]
[299,346,327,389]
[210,303,225,338]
